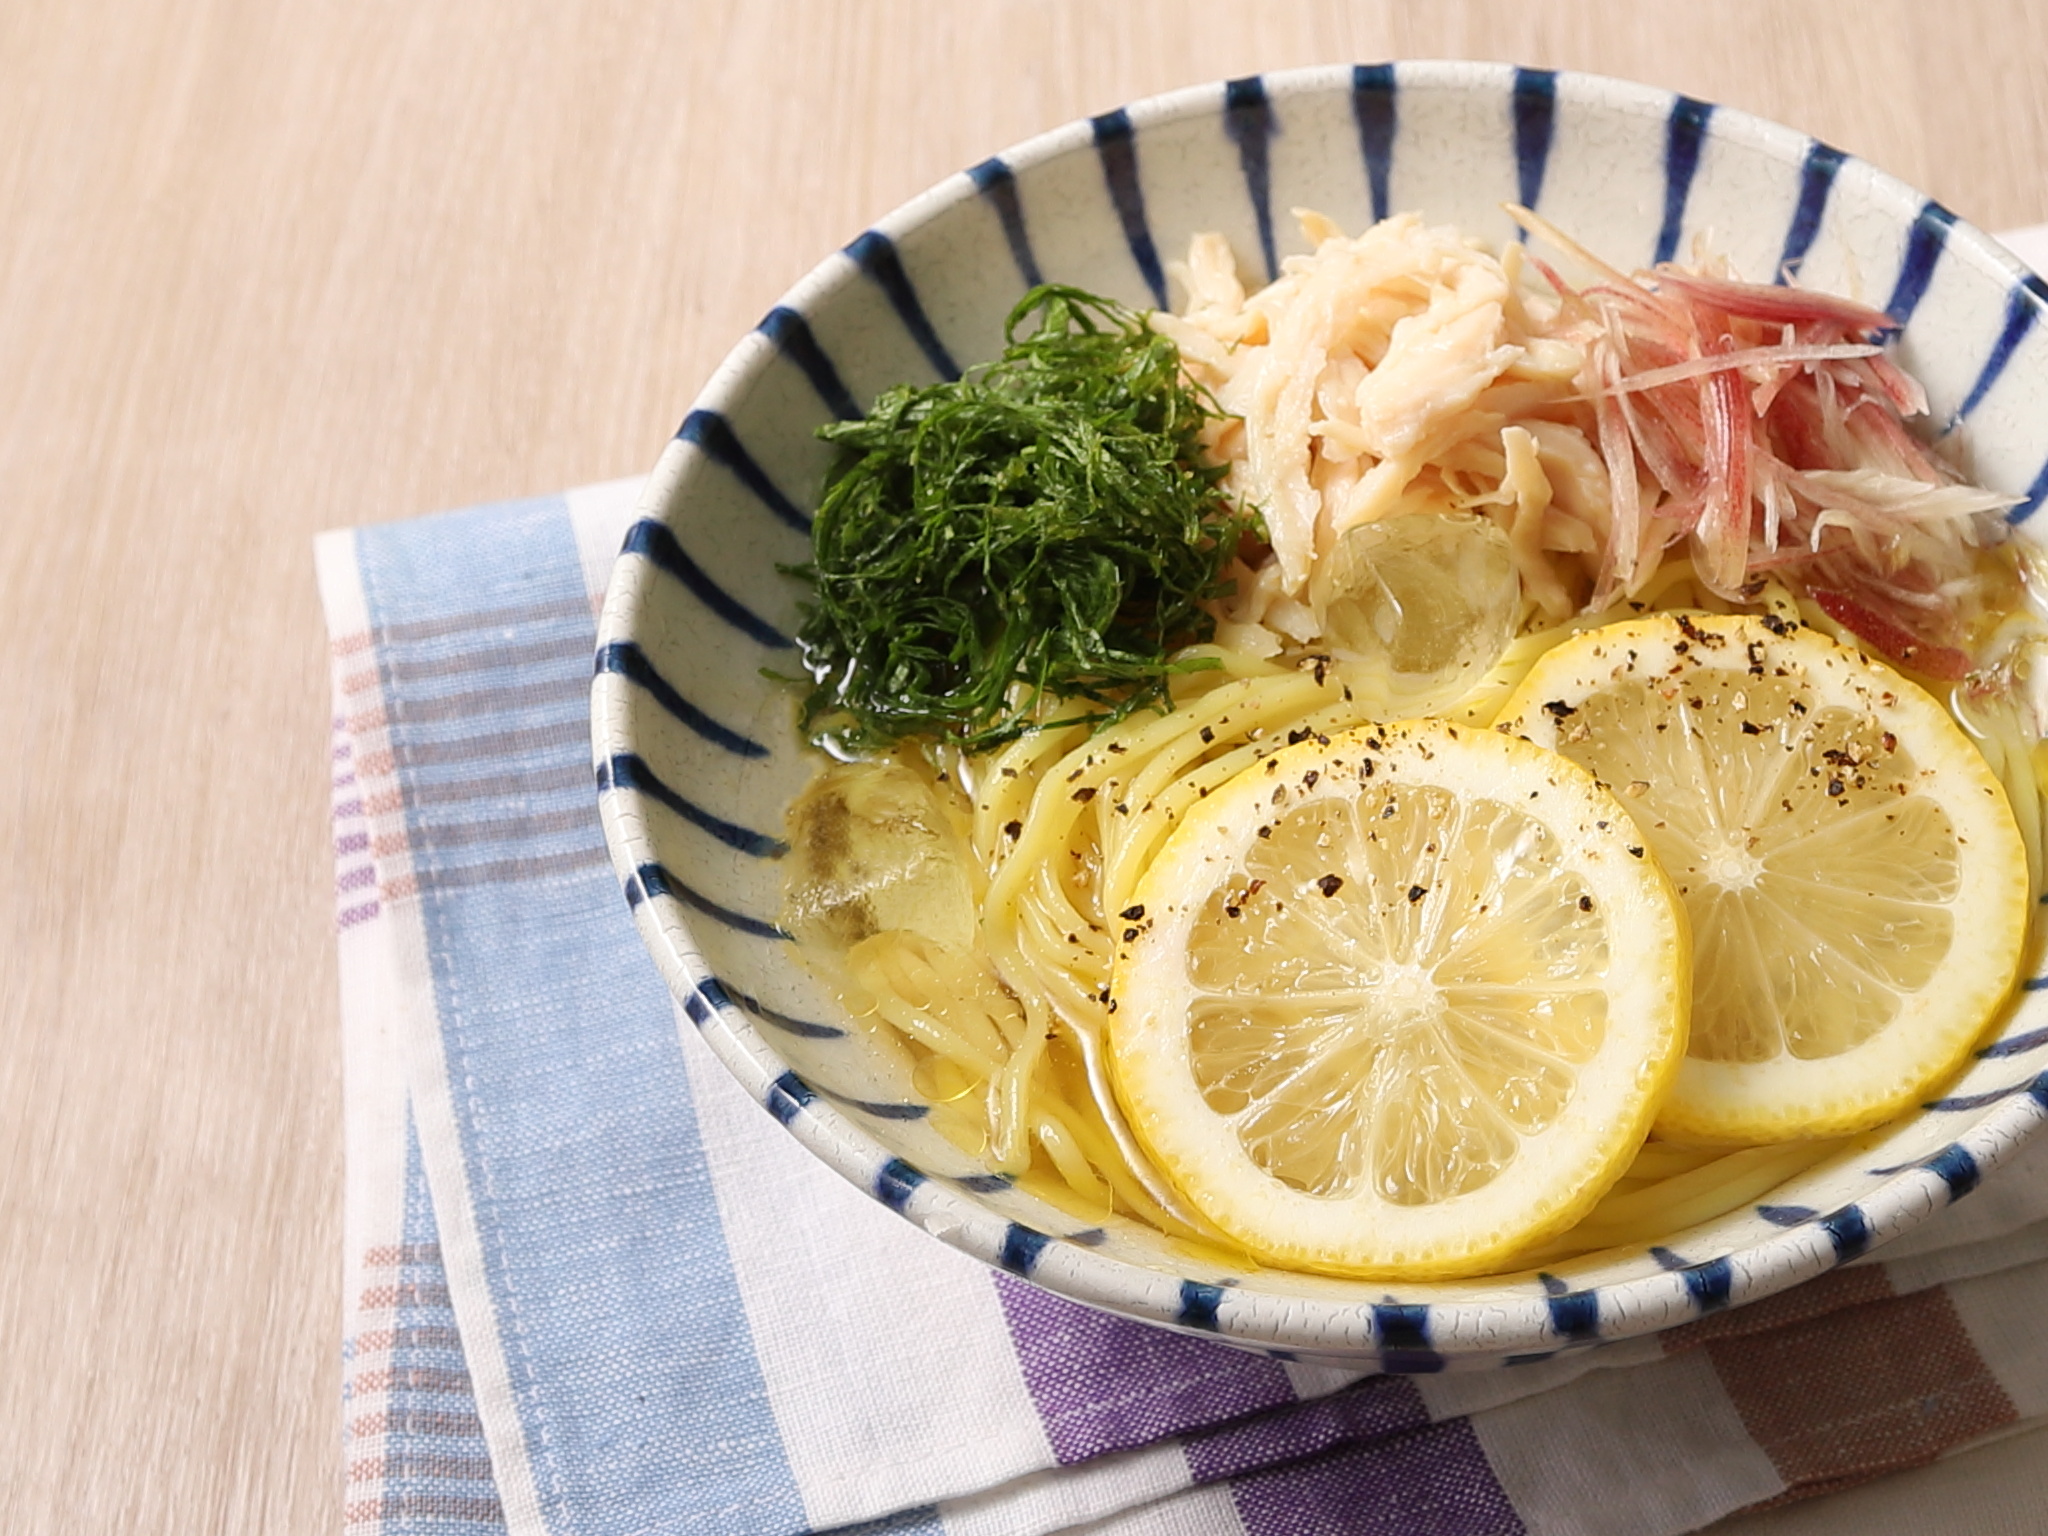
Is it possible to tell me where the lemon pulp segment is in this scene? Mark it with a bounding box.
[1503,613,2028,1144]
[1109,719,1689,1278]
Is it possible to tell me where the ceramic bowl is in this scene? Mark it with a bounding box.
[592,61,2048,1368]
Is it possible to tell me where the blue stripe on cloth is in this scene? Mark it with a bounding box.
[353,493,807,1536]
[365,1117,507,1535]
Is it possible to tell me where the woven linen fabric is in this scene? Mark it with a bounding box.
[323,324,2048,1533]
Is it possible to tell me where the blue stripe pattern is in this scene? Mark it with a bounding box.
[1178,1279,1227,1331]
[999,1222,1052,1276]
[845,230,961,381]
[1546,1289,1601,1342]
[758,306,860,421]
[1372,1303,1444,1372]
[875,1157,926,1212]
[1884,200,1957,323]
[968,157,1045,288]
[679,984,721,1028]
[725,986,845,1041]
[1223,76,1279,282]
[2012,457,2048,523]
[1980,1021,2048,1058]
[675,410,811,534]
[355,496,807,1535]
[1511,68,1558,223]
[1925,1143,1982,1201]
[821,1089,929,1122]
[1777,140,1844,279]
[597,753,786,858]
[1757,1204,1816,1227]
[594,640,769,758]
[618,519,793,650]
[765,1069,817,1125]
[1820,1206,1871,1263]
[1654,96,1714,265]
[1351,63,1397,222]
[1956,284,2041,420]
[627,860,789,941]
[1679,1257,1733,1312]
[1091,109,1167,307]
[1925,1078,2036,1113]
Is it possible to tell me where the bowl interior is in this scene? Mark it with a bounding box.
[593,61,2048,1367]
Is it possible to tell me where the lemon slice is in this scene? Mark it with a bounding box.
[1108,719,1689,1278]
[1501,612,2028,1145]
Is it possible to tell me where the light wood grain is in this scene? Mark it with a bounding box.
[3,4,2044,1530]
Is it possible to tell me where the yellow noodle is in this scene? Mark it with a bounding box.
[1624,1140,1724,1182]
[846,934,1012,1076]
[815,572,2047,1271]
[910,1054,984,1106]
[1954,687,2048,904]
[1513,1140,1843,1266]
[989,997,1051,1173]
[1037,1091,1201,1239]
[1033,1107,1113,1214]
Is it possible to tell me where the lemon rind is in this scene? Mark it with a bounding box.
[1109,719,1691,1279]
[1502,613,2030,1147]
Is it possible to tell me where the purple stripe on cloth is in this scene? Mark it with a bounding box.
[339,900,380,929]
[1226,1418,1524,1536]
[994,1274,1296,1464]
[338,864,379,893]
[337,830,371,856]
[1185,1376,1430,1482]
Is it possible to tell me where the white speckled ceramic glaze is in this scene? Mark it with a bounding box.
[592,63,2048,1369]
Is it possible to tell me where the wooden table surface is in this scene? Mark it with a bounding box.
[8,2,2048,1530]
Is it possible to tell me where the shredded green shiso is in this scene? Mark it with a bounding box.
[787,284,1258,755]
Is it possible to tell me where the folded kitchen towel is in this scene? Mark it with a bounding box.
[325,223,2048,1536]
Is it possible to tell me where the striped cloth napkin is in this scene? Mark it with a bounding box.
[325,233,2048,1536]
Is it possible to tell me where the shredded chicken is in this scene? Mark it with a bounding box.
[1162,209,2020,675]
